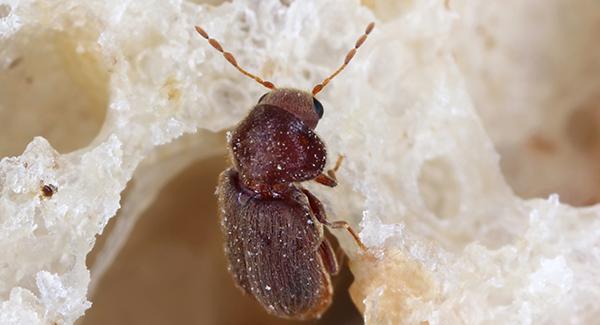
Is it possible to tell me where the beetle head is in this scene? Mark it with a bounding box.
[258,88,323,129]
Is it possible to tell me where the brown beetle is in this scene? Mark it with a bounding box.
[40,183,57,199]
[196,22,374,320]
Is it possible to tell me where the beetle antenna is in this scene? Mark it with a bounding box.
[312,22,375,96]
[194,26,276,90]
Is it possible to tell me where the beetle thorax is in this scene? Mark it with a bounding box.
[229,104,327,197]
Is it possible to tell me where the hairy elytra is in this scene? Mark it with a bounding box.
[196,22,374,320]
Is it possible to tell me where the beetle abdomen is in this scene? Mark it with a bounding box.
[216,168,333,319]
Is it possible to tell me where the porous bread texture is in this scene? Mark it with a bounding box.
[0,0,599,324]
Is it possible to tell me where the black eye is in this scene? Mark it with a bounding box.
[258,93,269,103]
[313,98,324,119]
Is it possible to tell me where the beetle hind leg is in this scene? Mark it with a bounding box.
[318,238,339,275]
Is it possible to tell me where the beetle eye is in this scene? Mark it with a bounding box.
[313,98,324,119]
[258,93,269,103]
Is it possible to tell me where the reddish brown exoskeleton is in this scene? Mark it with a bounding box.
[196,22,374,320]
[40,183,57,199]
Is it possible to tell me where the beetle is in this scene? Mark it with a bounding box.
[195,21,374,320]
[40,183,57,199]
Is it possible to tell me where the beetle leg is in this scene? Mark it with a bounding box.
[328,155,345,179]
[325,221,367,252]
[314,155,344,188]
[318,238,340,275]
[302,188,367,253]
[300,189,328,224]
[314,174,337,187]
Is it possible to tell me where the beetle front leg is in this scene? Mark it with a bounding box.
[314,174,337,187]
[302,188,367,253]
[314,155,344,188]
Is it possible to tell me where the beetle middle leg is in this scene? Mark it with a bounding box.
[314,155,344,187]
[302,188,367,252]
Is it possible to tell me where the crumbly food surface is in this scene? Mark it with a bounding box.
[0,0,599,324]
